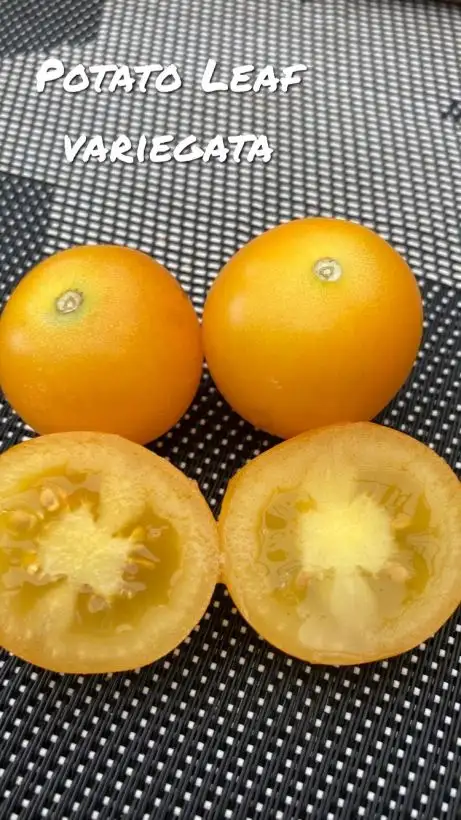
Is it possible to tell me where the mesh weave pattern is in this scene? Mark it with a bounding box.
[0,2,460,818]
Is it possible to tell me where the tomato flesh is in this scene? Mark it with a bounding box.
[220,423,461,665]
[0,433,219,673]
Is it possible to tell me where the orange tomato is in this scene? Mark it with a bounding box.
[203,218,423,439]
[0,432,219,673]
[0,245,202,444]
[220,423,461,665]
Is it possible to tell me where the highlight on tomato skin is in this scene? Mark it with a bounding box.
[0,431,220,674]
[219,422,461,666]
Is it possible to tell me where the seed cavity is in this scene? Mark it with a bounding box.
[2,475,171,616]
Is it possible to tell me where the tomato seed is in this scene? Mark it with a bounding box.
[10,510,36,532]
[130,525,146,542]
[40,487,61,512]
[384,561,410,583]
[392,513,411,531]
[88,595,109,613]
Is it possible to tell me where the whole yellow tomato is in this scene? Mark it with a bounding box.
[0,245,202,444]
[203,218,423,438]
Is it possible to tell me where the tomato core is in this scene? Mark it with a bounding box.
[0,468,181,641]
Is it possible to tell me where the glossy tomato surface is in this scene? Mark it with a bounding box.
[203,218,423,438]
[220,423,461,665]
[0,432,219,673]
[0,245,202,444]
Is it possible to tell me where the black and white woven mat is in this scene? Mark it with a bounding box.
[0,1,460,818]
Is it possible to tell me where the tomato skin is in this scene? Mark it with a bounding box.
[0,432,219,674]
[219,423,461,665]
[203,218,423,438]
[0,245,203,445]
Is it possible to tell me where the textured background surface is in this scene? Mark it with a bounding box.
[0,1,460,818]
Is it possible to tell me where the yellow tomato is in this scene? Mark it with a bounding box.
[220,423,461,665]
[0,432,219,673]
[203,218,423,438]
[0,245,202,444]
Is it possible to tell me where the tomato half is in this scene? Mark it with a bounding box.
[0,433,219,673]
[219,423,461,665]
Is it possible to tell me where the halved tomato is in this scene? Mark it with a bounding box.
[0,432,219,673]
[220,423,461,665]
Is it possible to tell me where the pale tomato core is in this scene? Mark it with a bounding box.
[259,471,432,657]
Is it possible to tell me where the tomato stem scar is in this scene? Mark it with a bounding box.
[55,289,84,315]
[313,258,342,282]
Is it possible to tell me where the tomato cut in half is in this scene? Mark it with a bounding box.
[0,433,219,674]
[219,423,461,665]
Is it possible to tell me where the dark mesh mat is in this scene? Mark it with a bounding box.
[0,1,460,818]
